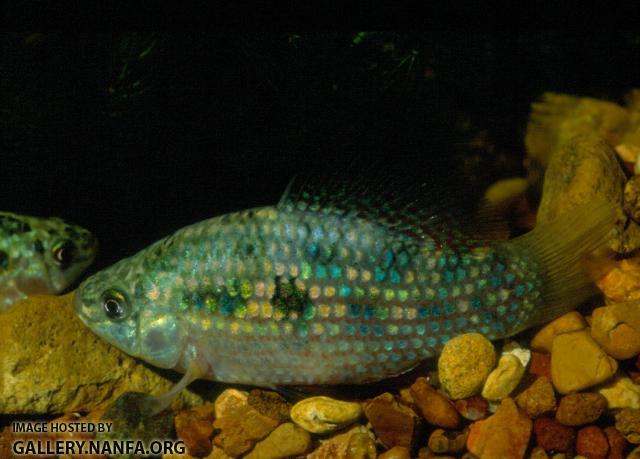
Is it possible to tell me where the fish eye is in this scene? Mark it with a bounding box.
[52,240,77,268]
[101,289,128,320]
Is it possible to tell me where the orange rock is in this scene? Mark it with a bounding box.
[555,393,608,426]
[597,259,640,303]
[591,303,640,359]
[516,376,557,418]
[212,404,279,457]
[175,403,216,457]
[454,397,488,421]
[362,392,420,449]
[410,377,460,429]
[531,311,587,353]
[577,425,609,459]
[604,426,627,459]
[529,352,552,379]
[466,398,532,459]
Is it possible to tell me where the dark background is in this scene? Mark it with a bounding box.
[2,32,639,272]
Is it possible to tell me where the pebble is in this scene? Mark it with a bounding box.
[247,389,291,423]
[346,431,377,459]
[555,392,608,426]
[455,397,489,421]
[530,352,552,379]
[174,403,216,457]
[214,389,248,419]
[379,446,411,459]
[550,329,618,394]
[614,408,640,444]
[362,392,420,449]
[591,303,640,359]
[466,398,532,459]
[481,354,526,400]
[576,426,609,459]
[212,404,279,457]
[244,423,311,459]
[530,446,551,459]
[410,377,461,429]
[427,428,468,454]
[598,376,640,409]
[438,333,497,400]
[290,396,362,434]
[516,376,557,418]
[502,340,532,367]
[533,417,575,453]
[597,259,640,303]
[603,426,626,459]
[531,311,588,353]
[307,425,373,459]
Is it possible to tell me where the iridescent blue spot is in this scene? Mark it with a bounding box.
[480,325,490,334]
[374,266,386,282]
[476,279,487,290]
[298,323,308,337]
[448,255,459,266]
[490,276,502,287]
[505,273,516,284]
[339,285,352,297]
[390,353,401,362]
[316,264,327,279]
[397,251,410,266]
[390,269,402,284]
[440,334,450,344]
[407,351,417,360]
[510,302,520,311]
[192,292,204,310]
[456,267,466,281]
[437,288,448,300]
[330,264,343,279]
[382,250,395,269]
[496,263,506,272]
[307,243,319,259]
[483,312,494,323]
[431,305,442,317]
[515,285,526,297]
[349,304,362,318]
[437,257,446,269]
[418,306,429,319]
[416,324,426,336]
[430,322,440,332]
[401,324,412,335]
[507,315,516,323]
[444,320,453,331]
[384,341,394,351]
[444,303,455,315]
[220,294,235,316]
[494,321,505,332]
[345,324,355,335]
[373,325,385,337]
[444,271,454,283]
[526,281,535,292]
[471,297,482,310]
[456,317,467,328]
[361,305,374,320]
[359,324,370,335]
[426,336,437,347]
[398,340,408,349]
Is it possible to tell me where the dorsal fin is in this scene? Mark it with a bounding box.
[277,176,507,252]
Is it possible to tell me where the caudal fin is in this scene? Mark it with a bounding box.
[505,200,616,329]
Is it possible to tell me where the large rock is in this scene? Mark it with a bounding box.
[536,133,629,252]
[591,302,640,359]
[0,294,208,414]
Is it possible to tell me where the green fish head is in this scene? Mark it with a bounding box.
[73,253,184,370]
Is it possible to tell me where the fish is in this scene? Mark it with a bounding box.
[0,212,97,310]
[73,185,613,412]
